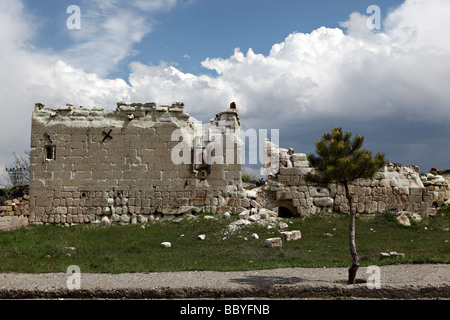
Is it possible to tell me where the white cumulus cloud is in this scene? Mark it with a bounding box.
[0,0,449,174]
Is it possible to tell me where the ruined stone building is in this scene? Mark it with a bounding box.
[23,101,447,227]
[257,141,440,217]
[29,102,249,225]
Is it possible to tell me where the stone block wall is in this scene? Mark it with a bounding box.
[29,102,250,226]
[0,187,30,231]
[259,140,433,216]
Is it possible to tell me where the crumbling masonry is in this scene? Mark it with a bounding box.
[256,141,445,217]
[23,101,448,227]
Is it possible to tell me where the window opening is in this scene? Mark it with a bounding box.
[45,145,56,161]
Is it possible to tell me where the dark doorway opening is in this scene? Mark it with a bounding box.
[278,206,294,218]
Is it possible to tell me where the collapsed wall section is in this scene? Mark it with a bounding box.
[259,140,433,216]
[29,102,249,225]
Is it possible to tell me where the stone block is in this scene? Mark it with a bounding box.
[396,214,411,227]
[120,214,131,223]
[410,188,424,196]
[397,179,411,187]
[280,230,301,241]
[313,197,334,207]
[56,207,67,214]
[279,167,301,175]
[309,187,330,197]
[246,190,257,198]
[293,160,310,168]
[277,175,291,182]
[250,200,261,208]
[264,237,282,248]
[238,210,250,219]
[292,153,307,163]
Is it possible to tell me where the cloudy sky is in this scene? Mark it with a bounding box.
[0,0,449,183]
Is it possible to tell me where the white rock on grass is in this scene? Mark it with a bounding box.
[280,230,301,241]
[161,242,171,248]
[278,222,289,229]
[198,234,206,240]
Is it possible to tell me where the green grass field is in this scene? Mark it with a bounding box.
[0,207,448,273]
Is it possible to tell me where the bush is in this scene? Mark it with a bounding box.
[242,173,266,186]
[241,173,256,183]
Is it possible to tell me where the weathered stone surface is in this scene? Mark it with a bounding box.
[28,99,446,228]
[262,142,438,216]
[246,190,257,198]
[238,210,250,220]
[396,214,411,227]
[29,102,250,226]
[248,214,260,222]
[120,214,131,223]
[101,216,111,224]
[280,230,301,241]
[313,197,334,207]
[278,222,289,229]
[250,200,261,208]
[0,216,29,231]
[264,237,282,248]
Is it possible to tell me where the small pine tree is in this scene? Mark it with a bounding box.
[306,127,386,284]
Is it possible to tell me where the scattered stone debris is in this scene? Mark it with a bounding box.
[380,252,405,259]
[227,208,279,231]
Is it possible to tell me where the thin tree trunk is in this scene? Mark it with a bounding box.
[344,181,359,284]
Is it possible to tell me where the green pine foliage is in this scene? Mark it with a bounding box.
[306,127,386,185]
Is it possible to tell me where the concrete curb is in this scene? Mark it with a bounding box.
[0,284,449,300]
